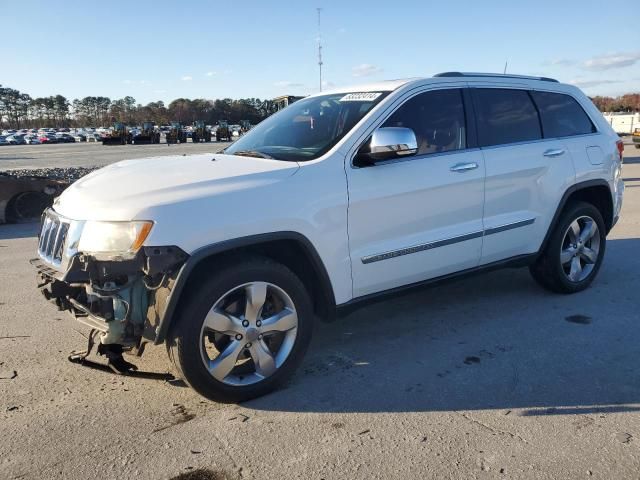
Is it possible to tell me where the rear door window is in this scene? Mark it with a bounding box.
[473,89,542,147]
[531,91,596,138]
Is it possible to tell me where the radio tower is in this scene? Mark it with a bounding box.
[317,8,323,92]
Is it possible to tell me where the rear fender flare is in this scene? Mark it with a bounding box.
[538,179,612,255]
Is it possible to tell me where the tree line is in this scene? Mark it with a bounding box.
[4,83,639,129]
[0,85,280,129]
[590,93,640,114]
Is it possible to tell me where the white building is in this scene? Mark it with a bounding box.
[602,112,640,135]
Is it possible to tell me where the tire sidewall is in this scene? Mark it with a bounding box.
[547,202,607,292]
[169,258,314,402]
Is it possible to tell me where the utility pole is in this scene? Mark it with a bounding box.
[503,61,508,74]
[317,8,323,92]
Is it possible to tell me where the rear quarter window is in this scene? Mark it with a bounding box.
[531,91,596,138]
[473,89,542,147]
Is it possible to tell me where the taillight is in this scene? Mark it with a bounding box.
[616,139,624,161]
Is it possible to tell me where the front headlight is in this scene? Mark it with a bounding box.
[78,221,153,260]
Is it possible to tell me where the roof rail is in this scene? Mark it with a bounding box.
[434,72,559,83]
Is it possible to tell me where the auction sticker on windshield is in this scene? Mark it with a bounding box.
[340,92,383,102]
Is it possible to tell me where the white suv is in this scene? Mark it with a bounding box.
[33,73,624,402]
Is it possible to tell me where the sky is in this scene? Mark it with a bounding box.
[3,0,639,105]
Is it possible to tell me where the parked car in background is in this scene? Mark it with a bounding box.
[24,135,41,144]
[0,136,10,146]
[633,128,640,149]
[56,133,76,143]
[72,133,87,142]
[6,135,26,145]
[38,134,58,144]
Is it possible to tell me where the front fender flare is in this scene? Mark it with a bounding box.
[153,231,336,345]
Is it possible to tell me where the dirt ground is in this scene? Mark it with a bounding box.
[1,146,639,480]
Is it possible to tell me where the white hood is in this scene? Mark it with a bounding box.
[54,153,299,221]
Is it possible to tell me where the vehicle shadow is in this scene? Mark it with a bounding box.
[247,237,640,415]
[0,222,39,240]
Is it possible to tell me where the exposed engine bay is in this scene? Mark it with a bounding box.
[32,244,187,373]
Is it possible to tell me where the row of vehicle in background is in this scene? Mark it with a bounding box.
[0,132,80,145]
[99,120,250,145]
[101,122,163,145]
[1,120,254,147]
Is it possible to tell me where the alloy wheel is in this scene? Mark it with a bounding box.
[199,282,298,386]
[560,215,601,282]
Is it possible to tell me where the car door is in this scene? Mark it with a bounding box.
[346,88,486,298]
[471,87,576,264]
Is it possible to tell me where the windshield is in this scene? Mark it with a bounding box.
[224,91,389,161]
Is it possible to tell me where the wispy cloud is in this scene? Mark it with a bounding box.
[322,80,336,89]
[568,79,620,88]
[545,58,575,67]
[205,71,217,77]
[274,81,304,88]
[583,52,640,71]
[352,63,383,77]
[181,75,193,81]
[153,89,166,94]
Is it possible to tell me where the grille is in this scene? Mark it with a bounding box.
[38,211,69,264]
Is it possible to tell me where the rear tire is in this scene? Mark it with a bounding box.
[167,255,314,403]
[529,201,606,293]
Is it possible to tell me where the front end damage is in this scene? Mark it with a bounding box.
[31,209,188,372]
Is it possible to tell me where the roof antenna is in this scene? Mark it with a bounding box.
[317,8,323,92]
[503,61,508,74]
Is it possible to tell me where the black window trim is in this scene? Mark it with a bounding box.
[529,89,599,140]
[527,90,546,138]
[350,86,476,168]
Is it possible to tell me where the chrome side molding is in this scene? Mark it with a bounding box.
[361,218,536,264]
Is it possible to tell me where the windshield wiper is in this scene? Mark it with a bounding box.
[230,150,275,159]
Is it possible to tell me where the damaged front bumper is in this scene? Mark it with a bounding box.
[32,209,188,351]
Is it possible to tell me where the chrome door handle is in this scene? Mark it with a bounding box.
[543,148,566,158]
[450,162,478,172]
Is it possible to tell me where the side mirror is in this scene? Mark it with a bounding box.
[354,127,418,166]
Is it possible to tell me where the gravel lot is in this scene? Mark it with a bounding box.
[0,146,639,479]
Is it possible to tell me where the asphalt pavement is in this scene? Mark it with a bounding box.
[0,146,639,479]
[0,140,233,171]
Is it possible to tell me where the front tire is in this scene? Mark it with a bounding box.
[529,201,606,293]
[167,256,314,402]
